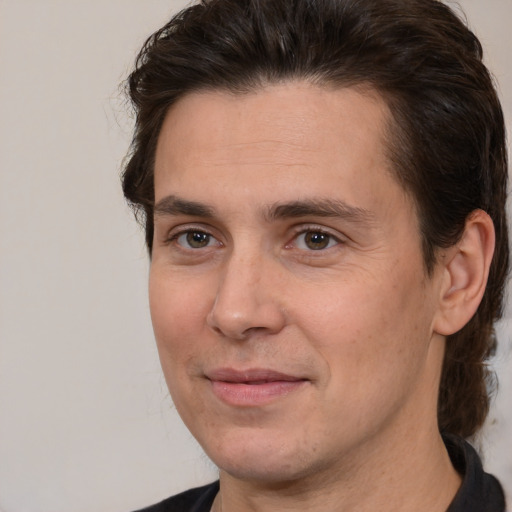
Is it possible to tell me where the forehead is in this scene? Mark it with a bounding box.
[153,82,409,219]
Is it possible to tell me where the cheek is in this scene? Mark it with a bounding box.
[148,270,213,421]
[148,268,212,366]
[299,268,432,386]
[301,281,433,441]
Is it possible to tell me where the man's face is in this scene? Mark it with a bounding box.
[150,83,446,483]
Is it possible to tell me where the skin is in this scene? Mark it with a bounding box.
[149,82,478,511]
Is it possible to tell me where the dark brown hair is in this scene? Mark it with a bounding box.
[122,0,509,438]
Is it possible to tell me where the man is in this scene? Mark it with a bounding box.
[122,0,508,510]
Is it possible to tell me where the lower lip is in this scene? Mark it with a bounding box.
[210,380,307,407]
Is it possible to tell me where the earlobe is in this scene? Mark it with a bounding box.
[433,210,495,336]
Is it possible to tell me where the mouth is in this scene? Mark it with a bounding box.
[205,368,309,407]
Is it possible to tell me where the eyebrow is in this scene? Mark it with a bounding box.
[154,195,215,218]
[266,199,375,225]
[153,195,375,225]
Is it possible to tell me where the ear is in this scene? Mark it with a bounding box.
[433,210,495,336]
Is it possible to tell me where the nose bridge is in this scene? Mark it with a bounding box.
[207,242,285,339]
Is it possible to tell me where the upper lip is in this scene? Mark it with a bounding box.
[206,368,306,383]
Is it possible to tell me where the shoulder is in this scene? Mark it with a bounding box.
[132,481,219,512]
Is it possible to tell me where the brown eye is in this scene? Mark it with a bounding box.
[176,231,214,248]
[188,231,210,248]
[301,231,335,250]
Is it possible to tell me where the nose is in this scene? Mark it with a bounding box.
[206,251,287,340]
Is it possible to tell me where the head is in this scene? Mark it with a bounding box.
[122,0,508,441]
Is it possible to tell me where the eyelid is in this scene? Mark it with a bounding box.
[286,224,346,250]
[161,222,346,251]
[165,223,222,247]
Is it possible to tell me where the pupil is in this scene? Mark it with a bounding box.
[305,232,329,250]
[187,231,209,248]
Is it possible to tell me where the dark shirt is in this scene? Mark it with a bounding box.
[134,435,506,511]
[445,434,506,512]
[133,482,218,512]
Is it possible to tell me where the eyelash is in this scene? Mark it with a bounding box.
[166,228,220,250]
[166,225,343,252]
[288,226,343,251]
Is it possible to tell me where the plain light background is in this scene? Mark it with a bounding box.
[0,1,510,511]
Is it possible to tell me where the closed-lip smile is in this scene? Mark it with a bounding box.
[206,368,309,407]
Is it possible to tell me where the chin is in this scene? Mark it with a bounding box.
[202,430,324,484]
[218,457,313,484]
